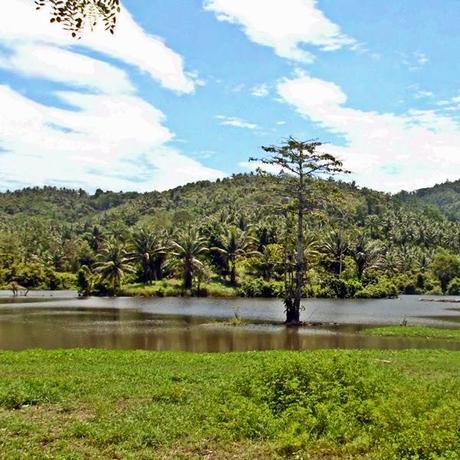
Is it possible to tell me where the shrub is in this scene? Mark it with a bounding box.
[355,277,398,298]
[238,278,284,297]
[426,286,443,295]
[447,277,460,295]
[9,262,47,289]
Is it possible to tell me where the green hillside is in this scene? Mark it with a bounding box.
[1,174,460,298]
[397,178,460,221]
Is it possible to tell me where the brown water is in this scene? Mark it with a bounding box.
[0,291,459,352]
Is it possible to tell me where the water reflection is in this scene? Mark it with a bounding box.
[0,304,459,352]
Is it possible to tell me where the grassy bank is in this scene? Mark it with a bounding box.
[364,325,460,341]
[118,280,238,298]
[1,349,459,459]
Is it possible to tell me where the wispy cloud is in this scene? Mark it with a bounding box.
[0,0,224,191]
[216,115,258,129]
[414,89,433,99]
[204,0,356,63]
[0,43,135,95]
[251,83,269,97]
[401,51,429,71]
[0,0,197,93]
[276,73,460,191]
[0,85,224,191]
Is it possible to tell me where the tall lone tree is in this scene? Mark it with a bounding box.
[251,138,349,325]
[35,0,120,38]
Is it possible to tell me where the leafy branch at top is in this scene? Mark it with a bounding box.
[34,0,120,38]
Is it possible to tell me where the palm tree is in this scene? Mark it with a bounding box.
[86,225,105,252]
[212,225,258,286]
[251,243,283,281]
[365,215,382,239]
[170,229,208,290]
[321,230,349,276]
[378,244,404,276]
[351,233,381,280]
[95,240,134,295]
[131,227,166,283]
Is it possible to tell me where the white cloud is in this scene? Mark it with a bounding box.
[204,0,356,63]
[251,83,269,97]
[231,83,246,93]
[415,51,429,67]
[0,44,134,95]
[276,74,460,192]
[401,51,429,71]
[217,115,258,129]
[0,1,224,192]
[0,0,196,93]
[414,89,433,99]
[0,85,224,192]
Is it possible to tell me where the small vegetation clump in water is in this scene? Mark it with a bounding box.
[0,349,458,458]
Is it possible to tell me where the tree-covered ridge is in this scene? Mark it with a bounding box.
[1,173,460,299]
[397,178,460,221]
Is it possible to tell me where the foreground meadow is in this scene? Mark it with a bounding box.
[0,349,459,459]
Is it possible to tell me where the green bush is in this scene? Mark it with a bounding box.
[393,274,423,295]
[9,262,47,289]
[315,274,364,298]
[447,277,460,295]
[355,277,398,298]
[238,278,284,297]
[48,271,76,290]
[426,285,443,295]
[330,278,363,298]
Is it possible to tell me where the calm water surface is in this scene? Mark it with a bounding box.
[0,291,459,352]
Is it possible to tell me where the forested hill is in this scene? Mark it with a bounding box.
[396,179,460,221]
[0,174,375,225]
[0,173,445,224]
[1,173,460,298]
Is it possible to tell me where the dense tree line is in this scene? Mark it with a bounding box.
[1,173,460,301]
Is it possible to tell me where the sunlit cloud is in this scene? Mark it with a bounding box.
[0,0,197,93]
[204,0,356,63]
[276,74,460,191]
[216,115,258,129]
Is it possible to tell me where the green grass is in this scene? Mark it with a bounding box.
[364,325,460,341]
[0,349,459,459]
[119,279,238,298]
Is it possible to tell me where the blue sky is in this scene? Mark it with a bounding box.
[1,0,460,192]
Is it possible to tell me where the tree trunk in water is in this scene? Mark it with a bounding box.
[285,296,300,324]
[230,263,236,286]
[184,263,193,290]
[289,186,304,325]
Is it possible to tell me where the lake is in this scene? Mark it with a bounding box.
[0,291,459,352]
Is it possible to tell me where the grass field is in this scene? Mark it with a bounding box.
[0,349,459,459]
[364,325,460,341]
